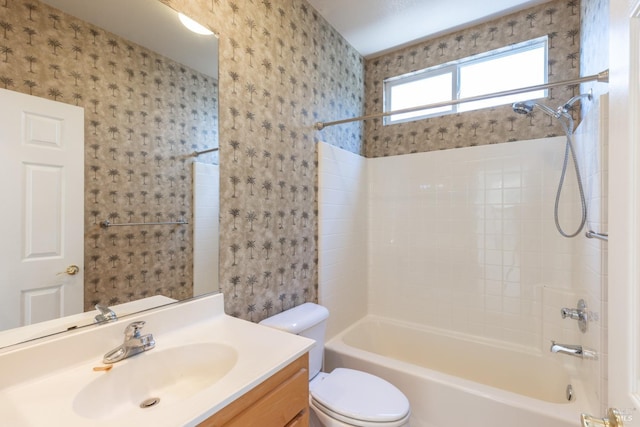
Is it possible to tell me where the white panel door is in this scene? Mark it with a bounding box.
[0,88,84,330]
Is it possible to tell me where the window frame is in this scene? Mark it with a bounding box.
[383,36,548,125]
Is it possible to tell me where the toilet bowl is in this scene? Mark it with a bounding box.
[259,303,411,427]
[309,369,410,427]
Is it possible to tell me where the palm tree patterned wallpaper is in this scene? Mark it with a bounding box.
[364,0,581,157]
[1,0,580,323]
[182,0,365,319]
[0,0,364,321]
[0,0,219,310]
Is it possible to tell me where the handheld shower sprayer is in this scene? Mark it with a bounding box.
[511,89,593,127]
[511,101,533,115]
[512,100,560,119]
[511,91,593,238]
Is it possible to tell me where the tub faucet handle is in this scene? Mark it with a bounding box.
[560,299,588,333]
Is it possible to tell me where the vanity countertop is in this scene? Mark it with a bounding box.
[0,293,314,426]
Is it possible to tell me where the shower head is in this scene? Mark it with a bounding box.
[512,100,558,118]
[512,101,534,115]
[514,91,594,120]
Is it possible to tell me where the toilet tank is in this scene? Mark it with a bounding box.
[259,303,329,379]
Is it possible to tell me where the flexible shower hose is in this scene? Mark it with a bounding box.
[555,119,587,238]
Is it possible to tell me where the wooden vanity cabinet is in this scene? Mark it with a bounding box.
[199,353,309,427]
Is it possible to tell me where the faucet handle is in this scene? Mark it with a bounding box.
[560,299,588,333]
[124,321,146,339]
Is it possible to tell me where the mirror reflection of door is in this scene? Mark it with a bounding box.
[0,0,218,346]
[0,88,84,330]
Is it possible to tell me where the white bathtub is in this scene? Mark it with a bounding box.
[323,316,592,427]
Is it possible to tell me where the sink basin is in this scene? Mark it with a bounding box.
[72,342,237,421]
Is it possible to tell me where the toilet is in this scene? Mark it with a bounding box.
[259,303,411,427]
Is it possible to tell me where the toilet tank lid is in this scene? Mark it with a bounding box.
[259,303,329,334]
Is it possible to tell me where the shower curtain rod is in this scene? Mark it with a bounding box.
[314,69,609,130]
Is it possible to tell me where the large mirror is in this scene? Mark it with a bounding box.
[0,0,219,347]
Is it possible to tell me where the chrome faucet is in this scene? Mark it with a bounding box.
[103,321,155,364]
[550,341,597,360]
[94,304,118,324]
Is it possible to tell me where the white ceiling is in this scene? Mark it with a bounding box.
[307,0,550,57]
[40,0,218,77]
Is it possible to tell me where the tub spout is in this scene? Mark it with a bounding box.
[550,341,582,356]
[550,341,598,360]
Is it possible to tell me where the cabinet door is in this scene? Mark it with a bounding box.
[199,353,309,427]
[224,366,308,427]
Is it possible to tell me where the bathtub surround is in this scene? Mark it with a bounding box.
[367,138,575,344]
[317,143,368,338]
[318,122,607,419]
[319,138,579,346]
[363,0,581,157]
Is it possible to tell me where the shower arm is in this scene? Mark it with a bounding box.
[559,91,593,116]
[314,69,609,130]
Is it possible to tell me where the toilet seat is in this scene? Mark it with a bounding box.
[310,368,410,427]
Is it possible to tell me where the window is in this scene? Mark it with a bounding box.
[383,37,548,125]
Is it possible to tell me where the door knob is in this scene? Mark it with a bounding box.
[581,408,624,427]
[57,265,80,276]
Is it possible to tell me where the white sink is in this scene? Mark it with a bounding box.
[73,342,237,420]
[0,293,314,426]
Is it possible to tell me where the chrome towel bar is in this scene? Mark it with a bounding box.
[193,147,218,156]
[100,219,188,228]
